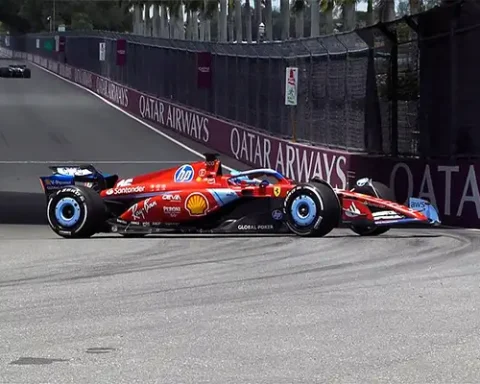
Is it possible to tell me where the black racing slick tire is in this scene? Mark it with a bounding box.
[0,67,8,77]
[350,181,395,236]
[283,181,341,237]
[23,68,31,78]
[46,186,106,238]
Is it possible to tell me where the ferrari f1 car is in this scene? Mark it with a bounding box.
[0,64,31,78]
[39,153,441,238]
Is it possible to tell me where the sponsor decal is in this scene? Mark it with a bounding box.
[372,211,403,220]
[44,179,72,187]
[56,167,92,176]
[74,69,93,89]
[272,209,283,220]
[174,164,194,182]
[106,186,145,195]
[388,162,480,221]
[237,224,274,230]
[130,198,157,220]
[410,200,426,210]
[229,127,348,188]
[273,186,281,197]
[116,178,133,187]
[163,206,181,217]
[96,78,129,107]
[162,194,181,202]
[185,192,209,216]
[138,95,210,142]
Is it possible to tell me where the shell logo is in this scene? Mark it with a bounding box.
[185,192,209,216]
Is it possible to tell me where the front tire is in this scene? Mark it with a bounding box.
[350,181,395,236]
[283,182,341,237]
[47,186,106,238]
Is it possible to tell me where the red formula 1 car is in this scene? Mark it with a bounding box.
[39,153,441,238]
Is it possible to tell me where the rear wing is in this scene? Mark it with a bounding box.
[39,164,118,197]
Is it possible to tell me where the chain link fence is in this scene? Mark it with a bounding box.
[3,1,480,158]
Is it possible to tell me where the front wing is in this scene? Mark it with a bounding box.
[342,196,441,227]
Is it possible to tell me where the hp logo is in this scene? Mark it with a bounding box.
[174,164,194,182]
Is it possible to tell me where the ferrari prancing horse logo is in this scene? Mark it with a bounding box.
[273,186,281,197]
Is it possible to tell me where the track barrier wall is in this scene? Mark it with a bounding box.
[2,1,480,228]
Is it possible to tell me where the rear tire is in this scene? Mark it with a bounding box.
[350,181,395,236]
[23,68,31,78]
[0,67,8,77]
[283,181,341,237]
[47,186,106,238]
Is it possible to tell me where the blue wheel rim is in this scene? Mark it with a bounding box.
[290,194,317,227]
[54,197,81,228]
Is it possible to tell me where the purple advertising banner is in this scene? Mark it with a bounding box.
[116,39,126,66]
[12,48,480,228]
[197,52,212,89]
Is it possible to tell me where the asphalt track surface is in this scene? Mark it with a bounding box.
[0,62,480,384]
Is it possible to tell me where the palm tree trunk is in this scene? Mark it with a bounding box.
[310,0,320,37]
[254,0,262,42]
[160,4,169,38]
[218,0,227,42]
[228,0,235,41]
[280,0,290,40]
[265,0,273,40]
[245,0,253,42]
[145,2,152,36]
[367,0,374,26]
[152,3,160,37]
[234,0,242,42]
[342,1,356,31]
[204,0,212,41]
[323,0,334,34]
[379,0,396,22]
[295,8,304,38]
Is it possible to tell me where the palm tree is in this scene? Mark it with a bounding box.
[338,0,357,31]
[254,0,262,41]
[244,0,253,42]
[218,0,227,41]
[228,0,234,41]
[291,0,305,38]
[366,0,374,26]
[310,0,320,37]
[185,0,202,40]
[320,0,334,34]
[234,0,242,41]
[264,0,273,40]
[280,0,290,39]
[168,0,185,39]
[376,0,396,22]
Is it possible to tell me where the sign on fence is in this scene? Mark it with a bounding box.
[197,52,212,89]
[99,42,106,61]
[116,39,126,66]
[36,39,40,49]
[285,67,298,106]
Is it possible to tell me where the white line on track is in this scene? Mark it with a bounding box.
[30,62,236,172]
[0,160,198,164]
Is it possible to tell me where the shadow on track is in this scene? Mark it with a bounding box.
[0,192,47,224]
